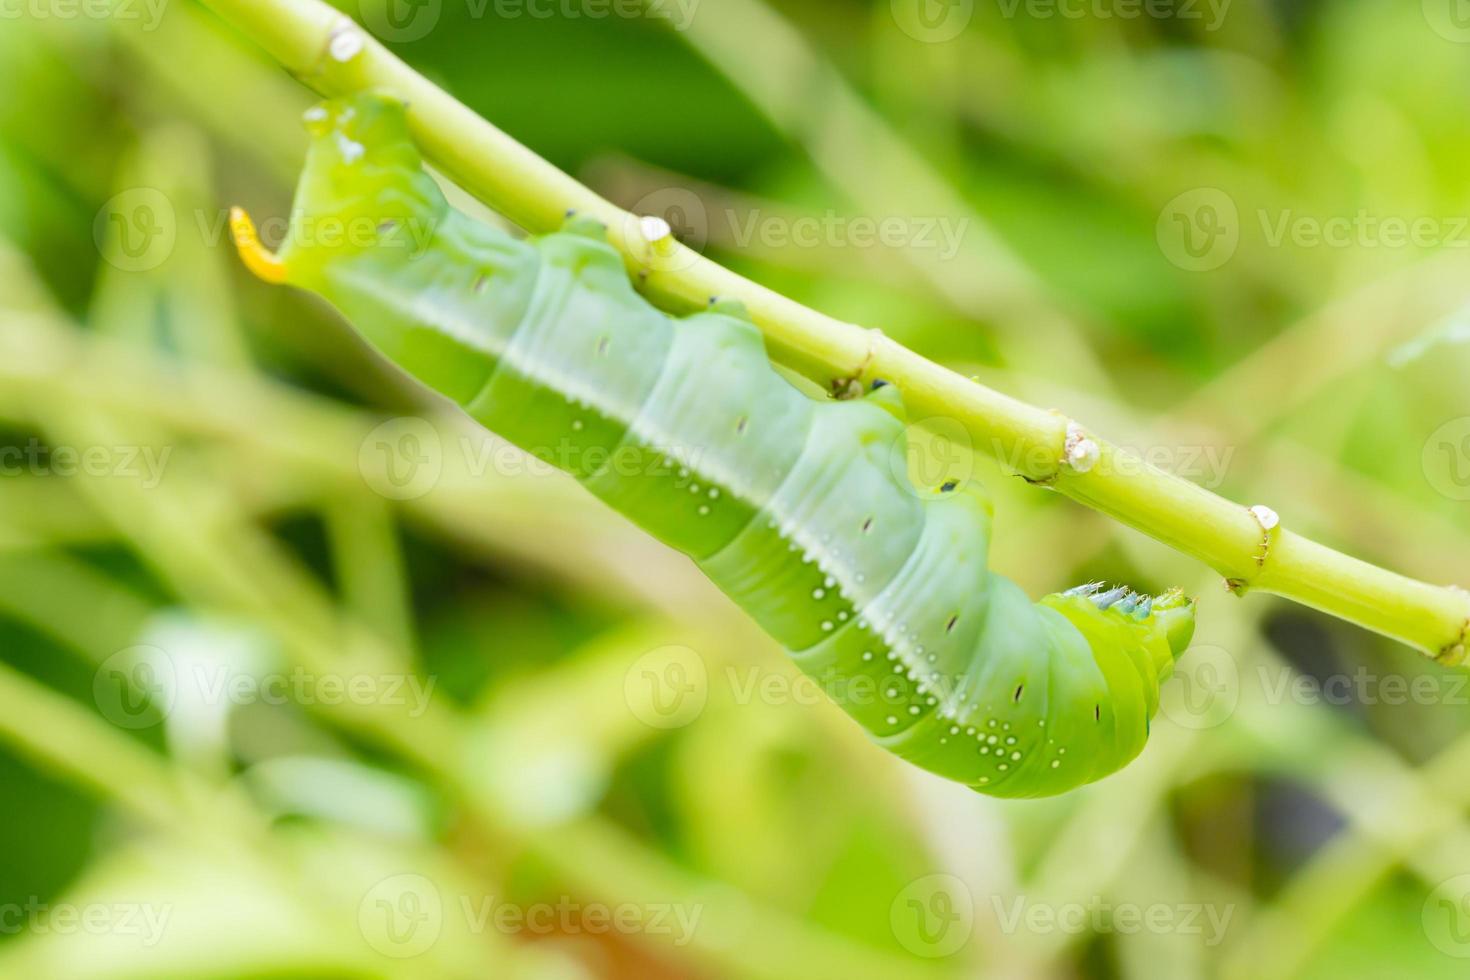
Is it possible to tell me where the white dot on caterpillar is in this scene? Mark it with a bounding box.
[571,420,584,431]
[708,488,719,499]
[821,620,833,631]
[885,715,898,726]
[998,763,1009,771]
[861,651,873,661]
[334,133,365,164]
[1051,760,1061,768]
[698,505,709,516]
[1010,751,1021,761]
[908,706,921,715]
[1005,736,1016,745]
[812,588,825,600]
[837,611,849,621]
[689,484,700,494]
[986,735,998,745]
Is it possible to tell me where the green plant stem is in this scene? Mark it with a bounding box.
[190,0,1469,662]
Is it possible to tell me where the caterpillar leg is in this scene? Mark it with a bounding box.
[228,207,287,285]
[559,212,610,241]
[863,379,908,424]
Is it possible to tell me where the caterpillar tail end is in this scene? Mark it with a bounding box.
[229,207,288,284]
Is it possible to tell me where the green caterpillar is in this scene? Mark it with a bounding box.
[231,94,1195,798]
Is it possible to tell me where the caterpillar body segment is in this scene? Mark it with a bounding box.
[232,94,1196,798]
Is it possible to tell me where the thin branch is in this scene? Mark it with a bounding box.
[190,0,1469,661]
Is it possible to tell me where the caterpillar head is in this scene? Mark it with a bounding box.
[231,94,446,286]
[1046,582,1196,686]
